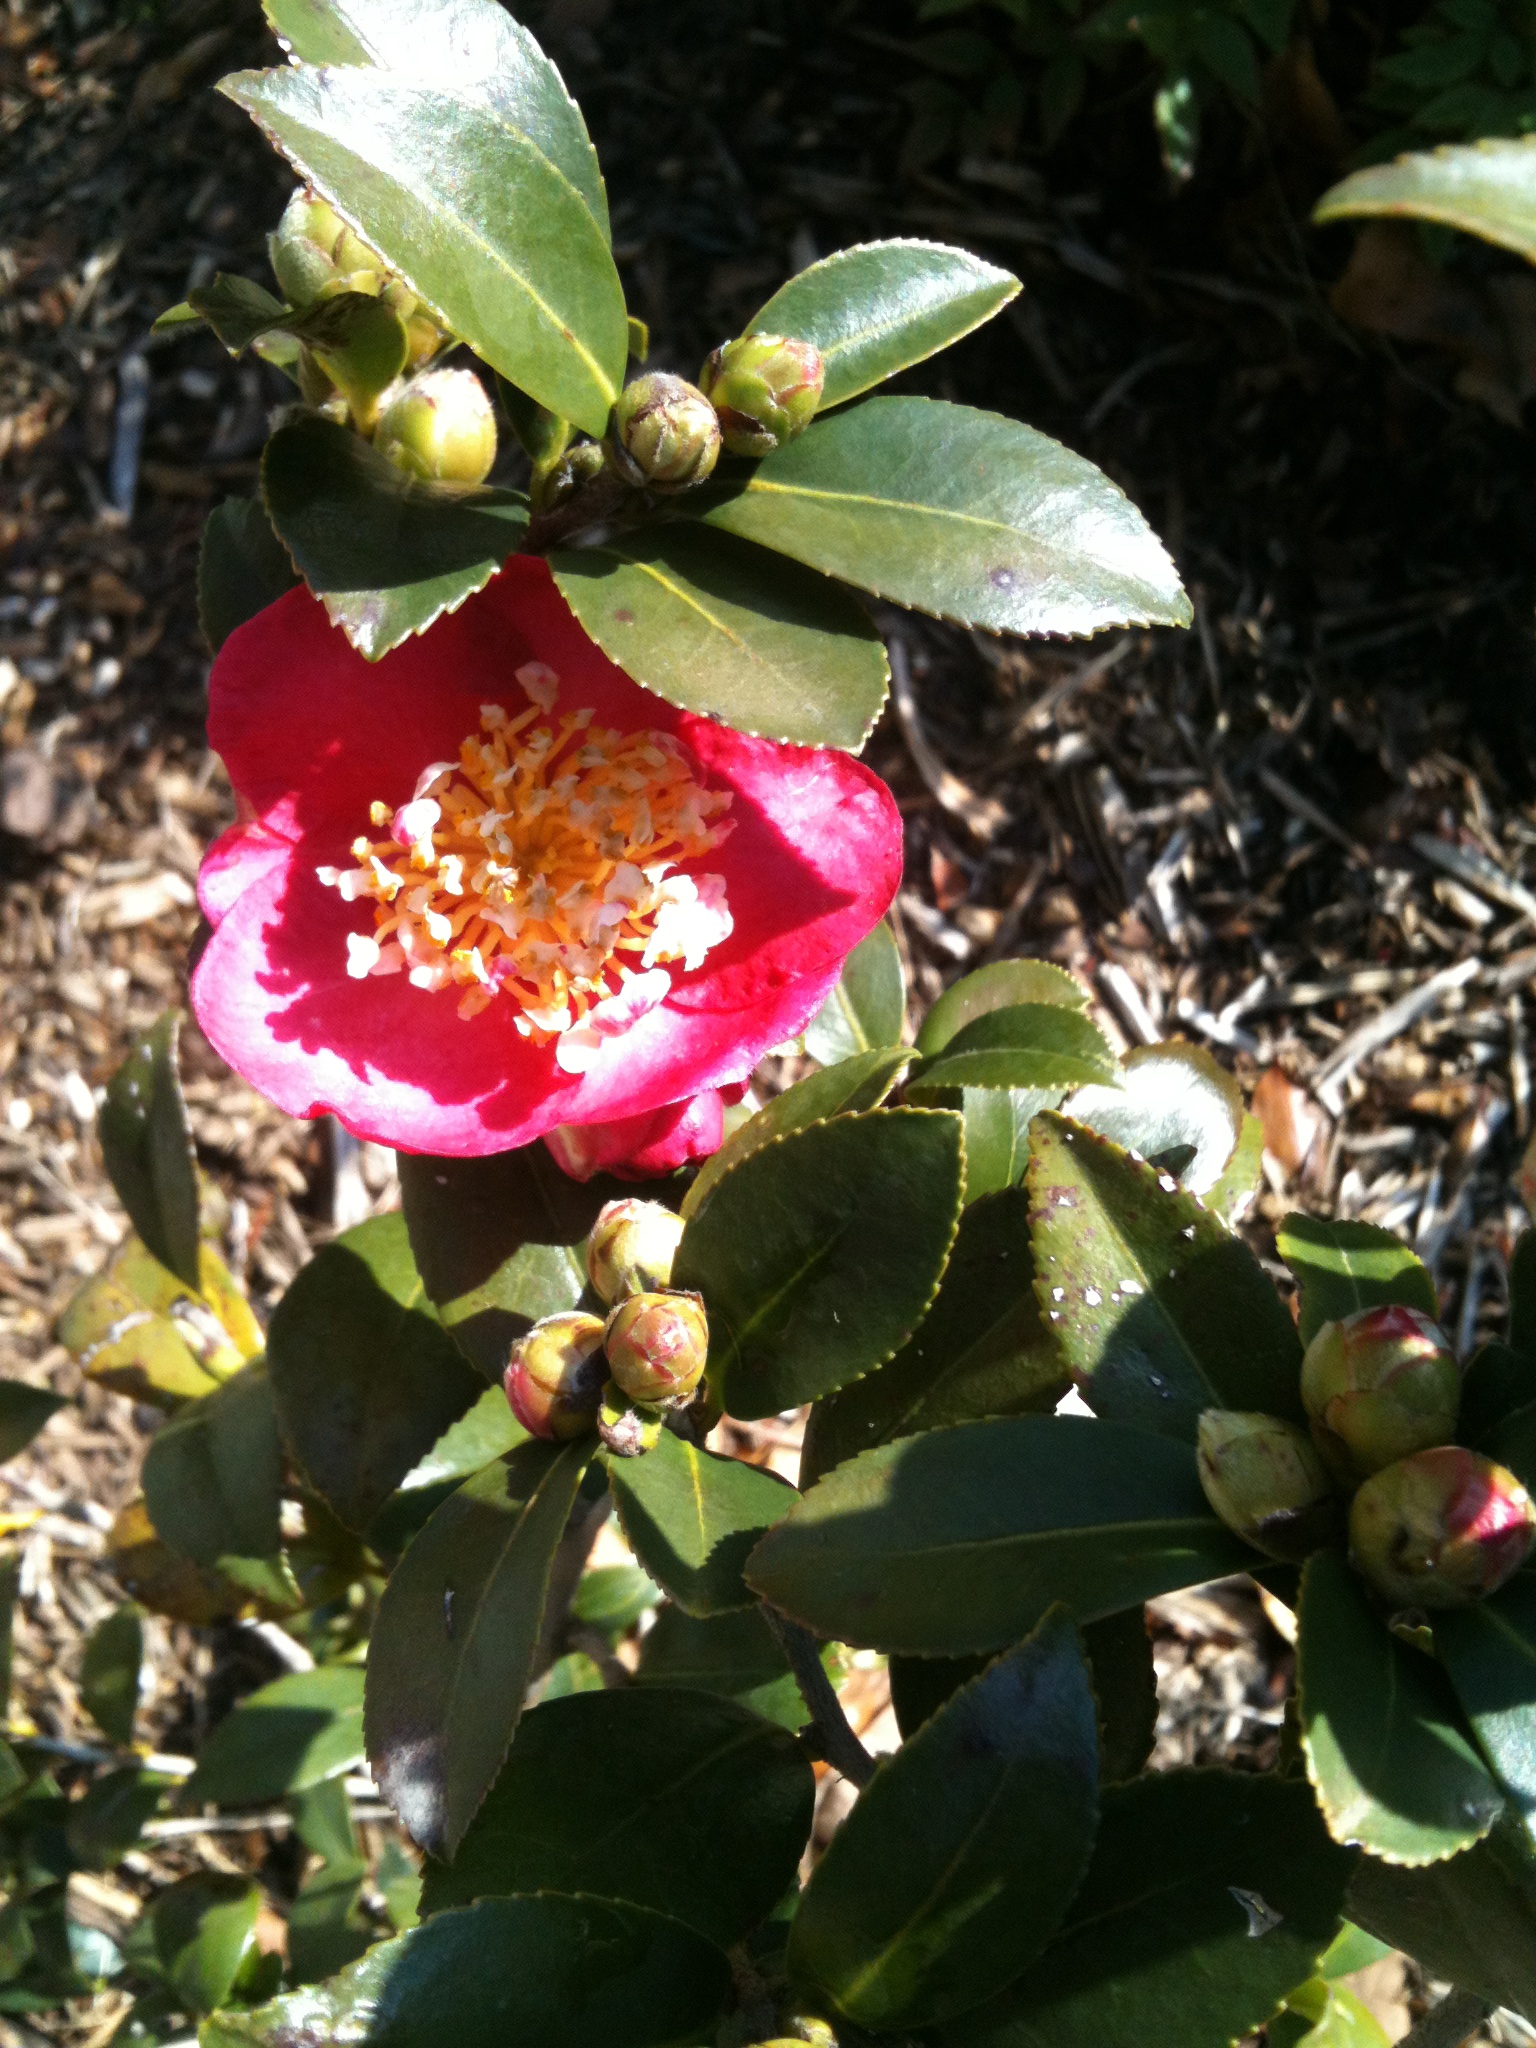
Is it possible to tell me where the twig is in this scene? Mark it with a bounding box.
[1413,833,1536,925]
[1256,766,1370,864]
[1313,957,1482,1114]
[889,633,1008,843]
[760,1606,877,1789]
[1098,961,1160,1046]
[1399,1988,1492,2048]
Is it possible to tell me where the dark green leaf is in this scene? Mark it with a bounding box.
[221,66,626,434]
[1081,1606,1158,1783]
[0,1382,64,1465]
[64,1767,162,1869]
[98,1010,200,1291]
[608,1430,796,1616]
[792,1611,1099,2029]
[1463,1343,1536,1447]
[698,397,1191,635]
[1060,1042,1242,1197]
[802,1186,1064,1484]
[942,1772,1353,2048]
[1487,1398,1536,1491]
[367,1387,529,1560]
[803,922,905,1065]
[570,1564,659,1637]
[750,239,1020,411]
[1277,1214,1439,1347]
[151,1873,259,2017]
[1027,1112,1304,1441]
[1314,137,1536,264]
[187,1666,367,1805]
[549,526,889,750]
[918,961,1087,1059]
[675,1109,963,1421]
[184,273,289,353]
[1298,1547,1504,1863]
[261,414,529,661]
[1438,1574,1536,1852]
[364,1439,591,1858]
[200,1894,730,2048]
[747,1416,1251,1654]
[1511,1229,1536,1361]
[529,1651,605,1703]
[909,1002,1118,1099]
[141,1361,282,1567]
[80,1605,142,1748]
[635,1604,808,1729]
[291,1774,361,1868]
[199,497,300,654]
[284,290,409,416]
[287,1855,371,1986]
[420,1688,813,1945]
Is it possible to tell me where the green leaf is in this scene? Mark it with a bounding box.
[1276,1215,1440,1348]
[188,1666,366,1805]
[199,1894,730,2048]
[607,1431,796,1616]
[1510,1229,1536,1361]
[261,414,529,661]
[141,1361,283,1568]
[750,239,1021,411]
[0,1382,64,1465]
[221,66,626,435]
[286,1855,370,1986]
[909,1003,1118,1099]
[942,1772,1353,2048]
[1081,1605,1159,1784]
[1060,1042,1243,1197]
[1027,1113,1304,1440]
[1461,1342,1536,1447]
[64,1766,163,1869]
[747,1416,1251,1654]
[528,1650,604,1703]
[184,273,290,354]
[803,921,905,1065]
[917,959,1087,1056]
[1206,1108,1264,1226]
[397,1144,604,1382]
[199,497,300,654]
[1270,1977,1392,2048]
[152,1874,259,2017]
[635,1604,809,1729]
[419,1688,813,1945]
[284,290,409,419]
[364,1439,591,1858]
[802,1186,1065,1484]
[98,1010,200,1292]
[570,1564,659,1637]
[792,1611,1099,2029]
[1315,137,1536,262]
[1298,1547,1504,1864]
[80,1605,142,1748]
[549,526,890,750]
[1487,1398,1536,1491]
[1437,1575,1536,1852]
[674,1108,964,1421]
[697,397,1191,635]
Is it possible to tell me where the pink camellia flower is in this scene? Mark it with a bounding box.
[191,559,902,1162]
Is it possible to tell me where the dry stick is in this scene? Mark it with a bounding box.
[888,633,1008,844]
[760,1605,877,1789]
[1398,1988,1493,2048]
[1312,957,1483,1116]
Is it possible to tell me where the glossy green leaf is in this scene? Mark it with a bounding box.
[802,1186,1065,1484]
[1081,1605,1159,1784]
[364,1439,591,1858]
[267,1212,483,1532]
[285,290,410,417]
[918,960,1087,1057]
[222,66,626,434]
[80,1605,142,1748]
[750,239,1021,411]
[1276,1214,1439,1348]
[1028,1113,1304,1440]
[607,1430,796,1616]
[199,1894,731,2048]
[0,1382,64,1465]
[1298,1547,1503,1863]
[286,1856,371,1986]
[949,1088,1037,1205]
[397,1145,604,1382]
[1270,1978,1393,2048]
[420,1688,813,1944]
[65,1765,163,1870]
[199,496,300,654]
[1206,1108,1264,1226]
[803,921,905,1065]
[675,1109,963,1421]
[1317,1921,1394,1979]
[942,1773,1353,2048]
[1061,1042,1242,1196]
[1438,1575,1536,1852]
[910,1003,1118,1099]
[261,414,528,661]
[527,1650,604,1704]
[698,397,1190,635]
[1315,137,1536,262]
[141,1361,282,1568]
[181,273,289,353]
[747,1416,1251,1654]
[1462,1343,1536,1448]
[153,1874,259,2017]
[635,1603,808,1729]
[549,526,889,750]
[570,1564,659,1637]
[98,1010,200,1291]
[188,1665,366,1805]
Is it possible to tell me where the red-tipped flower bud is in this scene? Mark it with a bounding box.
[698,333,824,458]
[1349,1446,1536,1608]
[605,1290,708,1406]
[1300,1305,1460,1483]
[1196,1409,1340,1562]
[503,1311,607,1441]
[587,1199,685,1307]
[374,368,498,485]
[597,1381,666,1458]
[607,373,721,492]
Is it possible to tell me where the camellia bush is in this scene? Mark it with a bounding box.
[5,0,1536,2042]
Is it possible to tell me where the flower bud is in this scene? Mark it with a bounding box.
[1196,1410,1340,1562]
[1349,1446,1536,1609]
[597,1382,666,1458]
[538,438,607,511]
[698,333,824,458]
[587,1199,685,1306]
[503,1311,606,1441]
[375,369,498,486]
[1300,1305,1460,1483]
[380,280,447,369]
[605,1290,709,1406]
[269,189,389,308]
[607,373,721,492]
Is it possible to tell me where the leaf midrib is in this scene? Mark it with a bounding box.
[784,1510,1223,1565]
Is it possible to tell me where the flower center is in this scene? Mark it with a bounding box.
[318,661,733,1071]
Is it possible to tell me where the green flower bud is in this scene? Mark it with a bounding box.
[607,373,720,492]
[782,2018,838,2048]
[503,1311,607,1441]
[1196,1409,1340,1562]
[605,1290,709,1407]
[538,438,607,511]
[375,368,498,486]
[597,1381,666,1458]
[270,189,389,308]
[698,333,824,458]
[587,1199,685,1307]
[1301,1305,1460,1483]
[380,279,447,368]
[1349,1445,1536,1609]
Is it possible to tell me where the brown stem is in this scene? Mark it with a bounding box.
[760,1604,877,1789]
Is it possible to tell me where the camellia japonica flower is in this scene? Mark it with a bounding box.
[190,559,902,1164]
